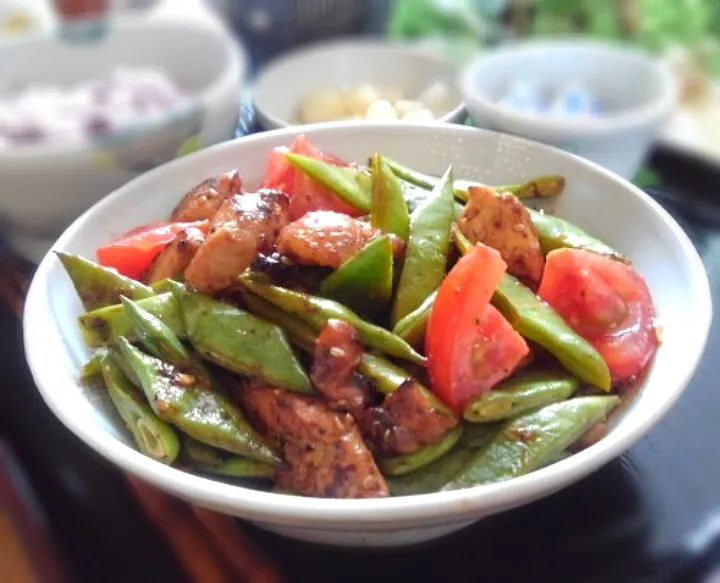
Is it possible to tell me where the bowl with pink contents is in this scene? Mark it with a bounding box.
[0,18,244,260]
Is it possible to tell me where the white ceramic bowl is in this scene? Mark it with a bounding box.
[0,17,245,261]
[252,39,466,129]
[24,123,711,548]
[460,38,677,179]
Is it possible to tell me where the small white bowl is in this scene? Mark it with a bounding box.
[0,18,245,261]
[252,38,466,129]
[24,122,711,548]
[460,38,677,179]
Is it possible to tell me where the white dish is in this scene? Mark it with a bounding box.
[24,122,711,547]
[460,38,677,179]
[0,17,245,262]
[252,39,466,129]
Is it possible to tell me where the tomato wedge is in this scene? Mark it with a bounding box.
[97,220,209,281]
[426,243,530,411]
[120,221,170,239]
[262,134,362,220]
[537,248,658,384]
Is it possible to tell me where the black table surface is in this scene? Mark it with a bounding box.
[0,146,718,583]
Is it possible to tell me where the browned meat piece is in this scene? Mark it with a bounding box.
[143,221,207,284]
[185,189,290,294]
[250,252,330,294]
[276,211,404,269]
[170,170,243,222]
[311,319,371,414]
[458,185,544,287]
[243,384,388,498]
[359,380,459,456]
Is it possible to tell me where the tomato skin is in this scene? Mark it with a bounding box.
[262,134,361,220]
[120,221,170,240]
[426,243,530,411]
[537,248,658,384]
[97,220,208,281]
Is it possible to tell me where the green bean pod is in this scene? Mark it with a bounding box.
[442,396,619,491]
[79,292,185,348]
[378,425,464,476]
[58,252,154,311]
[387,423,498,496]
[319,235,394,317]
[370,153,410,241]
[117,337,280,464]
[99,353,180,464]
[528,209,628,263]
[453,175,566,202]
[241,290,416,395]
[500,175,566,198]
[240,291,316,352]
[239,273,426,366]
[494,274,611,391]
[182,437,275,479]
[382,157,438,190]
[285,153,371,212]
[463,370,580,423]
[80,349,106,381]
[172,286,313,394]
[121,296,191,366]
[150,278,180,295]
[391,289,437,347]
[383,157,564,202]
[391,166,455,325]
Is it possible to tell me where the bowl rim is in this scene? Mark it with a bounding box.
[251,37,466,129]
[460,36,678,137]
[0,17,245,160]
[23,122,712,525]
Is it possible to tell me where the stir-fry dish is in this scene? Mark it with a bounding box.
[62,134,660,498]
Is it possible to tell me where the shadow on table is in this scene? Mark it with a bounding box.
[245,457,663,583]
[0,300,186,583]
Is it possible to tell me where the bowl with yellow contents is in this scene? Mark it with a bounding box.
[252,39,465,129]
[23,122,710,547]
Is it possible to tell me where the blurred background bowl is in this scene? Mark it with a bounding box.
[460,38,677,179]
[0,16,245,261]
[207,0,388,66]
[252,38,465,129]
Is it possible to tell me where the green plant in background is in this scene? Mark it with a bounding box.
[387,0,506,65]
[388,0,720,75]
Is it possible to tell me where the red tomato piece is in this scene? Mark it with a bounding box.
[426,243,530,411]
[120,221,170,240]
[264,147,294,194]
[97,220,208,281]
[262,134,362,220]
[537,248,659,384]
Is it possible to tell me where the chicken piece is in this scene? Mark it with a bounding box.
[311,319,371,414]
[243,384,388,498]
[184,189,290,294]
[143,221,207,284]
[458,185,544,287]
[170,170,243,222]
[276,210,404,269]
[359,380,459,456]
